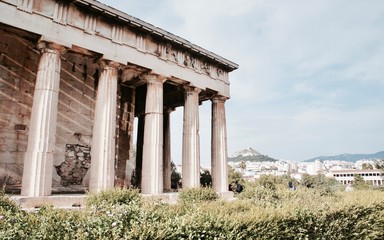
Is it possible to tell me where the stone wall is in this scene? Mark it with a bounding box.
[53,51,98,191]
[0,32,101,192]
[55,144,91,187]
[0,33,37,192]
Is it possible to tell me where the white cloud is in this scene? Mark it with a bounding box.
[100,0,384,162]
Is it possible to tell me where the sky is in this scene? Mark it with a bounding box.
[99,0,384,163]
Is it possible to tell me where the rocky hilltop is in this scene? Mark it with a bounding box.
[228,147,278,162]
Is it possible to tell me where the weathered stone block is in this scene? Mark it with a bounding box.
[55,144,91,187]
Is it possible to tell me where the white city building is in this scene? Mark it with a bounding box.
[330,169,384,186]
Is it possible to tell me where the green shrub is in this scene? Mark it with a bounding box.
[239,184,280,207]
[178,187,218,204]
[0,192,20,212]
[1,188,383,239]
[0,209,30,239]
[27,205,85,239]
[85,187,141,208]
[0,192,31,239]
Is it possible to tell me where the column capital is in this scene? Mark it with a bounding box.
[183,84,201,95]
[211,95,228,103]
[37,40,67,55]
[139,72,166,84]
[98,59,121,69]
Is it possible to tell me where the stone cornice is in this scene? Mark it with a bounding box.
[71,0,239,72]
[0,0,234,97]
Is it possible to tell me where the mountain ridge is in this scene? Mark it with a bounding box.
[229,148,384,163]
[304,151,384,162]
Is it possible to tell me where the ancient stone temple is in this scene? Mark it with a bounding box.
[0,0,238,197]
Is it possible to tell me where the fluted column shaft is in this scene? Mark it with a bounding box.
[182,86,201,189]
[141,74,164,194]
[89,61,119,192]
[163,108,173,191]
[21,41,65,196]
[211,96,229,192]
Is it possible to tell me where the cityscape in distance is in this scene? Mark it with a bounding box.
[223,147,384,184]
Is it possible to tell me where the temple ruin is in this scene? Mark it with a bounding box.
[0,0,238,197]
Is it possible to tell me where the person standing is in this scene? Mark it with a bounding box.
[235,181,243,193]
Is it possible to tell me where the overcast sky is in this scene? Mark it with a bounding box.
[99,0,384,163]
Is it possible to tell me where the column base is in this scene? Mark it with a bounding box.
[217,191,235,200]
[11,194,86,210]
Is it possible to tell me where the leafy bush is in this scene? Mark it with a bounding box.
[178,187,218,204]
[27,205,84,239]
[85,187,141,208]
[238,182,280,207]
[0,188,383,239]
[0,192,20,212]
[0,209,30,239]
[0,192,30,239]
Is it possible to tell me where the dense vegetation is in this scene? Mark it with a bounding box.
[1,176,383,239]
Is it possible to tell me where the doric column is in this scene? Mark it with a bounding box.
[182,86,201,189]
[21,41,65,196]
[163,107,174,191]
[141,73,165,194]
[89,60,119,192]
[211,95,229,192]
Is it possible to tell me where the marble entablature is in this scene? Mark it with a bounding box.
[7,0,233,86]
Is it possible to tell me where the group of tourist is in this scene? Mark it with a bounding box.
[229,181,244,193]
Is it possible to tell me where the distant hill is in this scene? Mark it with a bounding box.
[304,151,384,162]
[228,147,278,162]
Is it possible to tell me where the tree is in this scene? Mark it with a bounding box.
[362,163,374,170]
[130,169,136,187]
[171,161,181,189]
[239,161,246,172]
[200,170,212,187]
[300,173,338,189]
[256,175,279,190]
[300,173,340,195]
[353,174,370,190]
[228,165,242,190]
[374,159,384,170]
[301,173,315,188]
